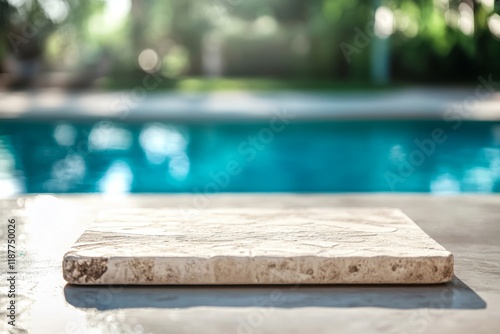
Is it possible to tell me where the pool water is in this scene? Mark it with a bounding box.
[0,120,499,195]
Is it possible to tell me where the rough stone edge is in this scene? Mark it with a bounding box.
[63,253,109,284]
[62,253,454,285]
[63,208,454,285]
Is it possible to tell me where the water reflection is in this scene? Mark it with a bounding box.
[0,120,499,193]
[430,173,460,194]
[463,167,495,192]
[483,147,500,178]
[138,123,190,180]
[98,160,133,194]
[492,124,500,145]
[53,123,77,146]
[0,136,24,196]
[89,122,133,151]
[45,154,86,192]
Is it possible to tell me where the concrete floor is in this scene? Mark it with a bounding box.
[0,194,499,334]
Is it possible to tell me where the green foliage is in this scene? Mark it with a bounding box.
[0,0,499,84]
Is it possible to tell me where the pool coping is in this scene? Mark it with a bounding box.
[0,88,499,121]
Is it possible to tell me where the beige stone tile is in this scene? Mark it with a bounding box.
[63,208,453,285]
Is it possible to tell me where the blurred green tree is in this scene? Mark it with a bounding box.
[0,0,498,85]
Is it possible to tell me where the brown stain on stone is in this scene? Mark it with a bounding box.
[65,258,108,283]
[329,270,340,280]
[442,263,454,280]
[129,259,155,282]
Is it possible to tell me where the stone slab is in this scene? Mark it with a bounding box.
[62,208,453,285]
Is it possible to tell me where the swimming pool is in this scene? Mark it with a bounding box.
[0,120,499,195]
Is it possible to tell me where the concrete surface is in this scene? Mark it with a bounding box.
[63,208,453,285]
[0,194,499,334]
[1,88,500,121]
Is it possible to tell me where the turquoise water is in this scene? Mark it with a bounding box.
[0,120,499,194]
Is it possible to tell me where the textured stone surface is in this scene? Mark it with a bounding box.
[63,208,453,285]
[2,195,500,334]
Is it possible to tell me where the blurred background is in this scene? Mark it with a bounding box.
[0,0,499,195]
[1,0,500,87]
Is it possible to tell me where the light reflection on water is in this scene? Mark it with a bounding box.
[0,120,499,194]
[0,136,25,196]
[139,123,190,180]
[98,160,133,194]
